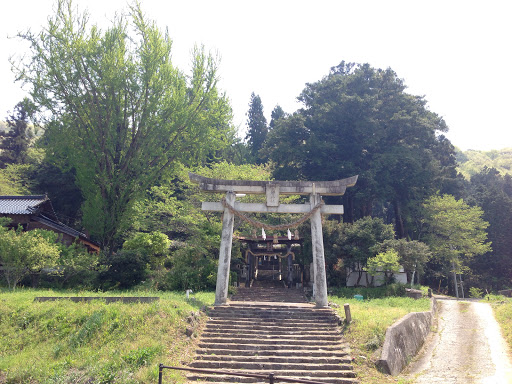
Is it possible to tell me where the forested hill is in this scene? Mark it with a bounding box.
[456,148,512,179]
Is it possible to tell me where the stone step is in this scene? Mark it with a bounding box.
[205,319,339,328]
[187,378,358,384]
[203,328,342,336]
[197,342,346,351]
[188,372,358,384]
[199,337,344,347]
[200,332,343,342]
[211,305,334,317]
[187,369,357,380]
[195,348,351,357]
[190,361,354,371]
[194,355,352,364]
[208,312,337,321]
[205,322,338,330]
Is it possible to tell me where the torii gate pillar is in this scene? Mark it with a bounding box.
[214,191,235,305]
[310,193,328,307]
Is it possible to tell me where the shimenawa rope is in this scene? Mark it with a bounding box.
[220,197,324,231]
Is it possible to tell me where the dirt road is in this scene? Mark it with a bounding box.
[406,298,512,384]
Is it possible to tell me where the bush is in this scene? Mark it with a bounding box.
[161,245,217,291]
[469,287,484,298]
[330,283,407,299]
[99,250,148,289]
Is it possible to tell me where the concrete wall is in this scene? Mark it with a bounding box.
[376,298,437,375]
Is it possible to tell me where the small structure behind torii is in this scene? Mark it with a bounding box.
[189,173,358,307]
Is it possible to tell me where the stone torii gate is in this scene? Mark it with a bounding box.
[189,173,358,307]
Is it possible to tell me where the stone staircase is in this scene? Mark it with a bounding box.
[185,283,357,384]
[232,279,306,303]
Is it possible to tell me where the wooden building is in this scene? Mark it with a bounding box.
[0,195,99,253]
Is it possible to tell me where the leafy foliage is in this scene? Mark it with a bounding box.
[465,167,512,290]
[365,250,401,286]
[14,0,233,251]
[457,148,512,179]
[123,231,170,269]
[263,61,458,238]
[372,238,432,284]
[0,224,61,289]
[422,194,492,293]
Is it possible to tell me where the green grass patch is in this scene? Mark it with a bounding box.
[0,288,214,383]
[329,293,431,384]
[489,296,512,354]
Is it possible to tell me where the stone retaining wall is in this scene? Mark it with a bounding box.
[376,297,437,375]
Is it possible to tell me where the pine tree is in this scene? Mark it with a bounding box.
[245,93,268,164]
[0,100,32,168]
[269,104,285,130]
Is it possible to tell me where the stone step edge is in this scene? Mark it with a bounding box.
[194,348,351,356]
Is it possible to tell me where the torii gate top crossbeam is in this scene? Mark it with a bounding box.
[189,173,358,196]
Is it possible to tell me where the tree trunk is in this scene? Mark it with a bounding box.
[344,194,354,223]
[393,200,405,239]
[452,261,459,299]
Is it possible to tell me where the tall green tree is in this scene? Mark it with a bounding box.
[263,62,458,235]
[269,104,286,130]
[372,238,432,285]
[0,99,33,168]
[13,0,232,251]
[467,167,512,290]
[245,92,268,164]
[422,194,491,297]
[337,216,395,286]
[0,223,61,290]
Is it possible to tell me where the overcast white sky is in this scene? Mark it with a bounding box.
[1,0,511,151]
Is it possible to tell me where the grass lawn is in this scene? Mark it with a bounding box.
[0,289,215,384]
[329,293,431,384]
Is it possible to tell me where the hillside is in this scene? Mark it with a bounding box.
[456,148,512,179]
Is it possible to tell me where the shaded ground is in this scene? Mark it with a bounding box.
[405,298,512,383]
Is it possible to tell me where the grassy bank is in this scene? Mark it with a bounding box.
[329,292,431,384]
[489,295,512,354]
[0,289,215,383]
[0,287,434,384]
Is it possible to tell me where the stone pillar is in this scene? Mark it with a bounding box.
[310,193,328,307]
[214,191,235,305]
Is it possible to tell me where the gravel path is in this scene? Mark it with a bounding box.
[407,299,512,383]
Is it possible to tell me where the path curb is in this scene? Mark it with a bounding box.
[376,297,437,375]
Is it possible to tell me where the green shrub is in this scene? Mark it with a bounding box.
[163,245,217,291]
[122,346,160,368]
[330,283,407,299]
[99,250,148,289]
[469,287,484,298]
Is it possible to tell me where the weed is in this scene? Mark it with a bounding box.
[122,346,160,368]
[469,287,483,298]
[69,309,105,347]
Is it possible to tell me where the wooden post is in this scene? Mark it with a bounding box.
[214,191,235,305]
[344,303,352,324]
[310,193,328,307]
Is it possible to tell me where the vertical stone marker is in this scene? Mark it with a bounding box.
[189,173,358,307]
